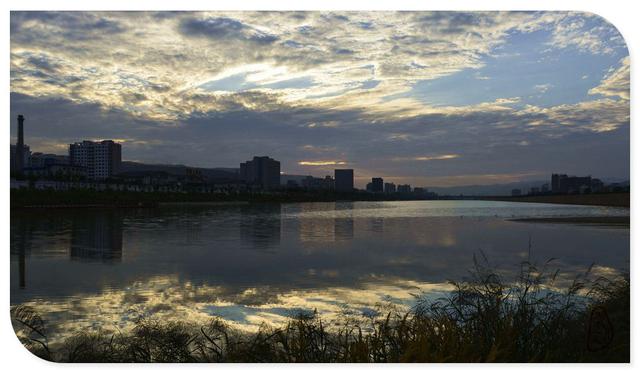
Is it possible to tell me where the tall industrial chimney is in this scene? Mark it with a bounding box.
[16,114,25,172]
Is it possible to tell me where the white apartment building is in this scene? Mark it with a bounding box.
[69,140,122,180]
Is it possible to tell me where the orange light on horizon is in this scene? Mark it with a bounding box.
[392,154,460,162]
[298,160,348,166]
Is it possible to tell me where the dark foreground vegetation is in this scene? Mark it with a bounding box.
[12,257,629,363]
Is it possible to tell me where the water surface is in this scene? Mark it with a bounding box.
[10,201,629,341]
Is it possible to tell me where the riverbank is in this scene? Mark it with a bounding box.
[481,193,630,208]
[511,216,630,227]
[11,189,631,209]
[10,188,432,209]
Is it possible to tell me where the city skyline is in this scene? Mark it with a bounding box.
[10,11,630,188]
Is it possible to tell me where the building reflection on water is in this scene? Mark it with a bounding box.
[11,210,125,289]
[239,204,281,250]
[334,202,355,241]
[282,202,355,243]
[70,211,123,263]
[13,219,30,289]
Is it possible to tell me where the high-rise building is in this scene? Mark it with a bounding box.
[69,140,121,180]
[384,182,396,193]
[551,174,565,193]
[240,156,281,189]
[371,177,384,193]
[334,169,354,192]
[397,184,412,193]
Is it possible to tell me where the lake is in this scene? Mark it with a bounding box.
[10,200,630,342]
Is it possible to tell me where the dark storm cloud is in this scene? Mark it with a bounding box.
[179,16,279,45]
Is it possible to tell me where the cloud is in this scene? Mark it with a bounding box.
[534,83,553,93]
[588,56,630,100]
[520,98,628,133]
[11,11,125,42]
[25,53,60,72]
[546,13,626,54]
[179,16,279,45]
[10,11,593,122]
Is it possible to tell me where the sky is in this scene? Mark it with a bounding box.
[9,11,630,187]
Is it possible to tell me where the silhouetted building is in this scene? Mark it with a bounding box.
[23,152,81,179]
[397,184,411,193]
[10,144,31,172]
[551,173,592,194]
[70,140,122,180]
[15,115,25,172]
[366,182,373,192]
[511,188,522,196]
[371,177,383,193]
[334,169,354,193]
[301,175,334,190]
[29,152,69,168]
[551,173,563,193]
[591,178,604,193]
[541,183,549,193]
[24,164,86,179]
[240,156,280,190]
[186,167,204,183]
[384,182,396,193]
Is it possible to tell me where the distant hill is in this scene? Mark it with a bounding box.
[427,177,629,197]
[118,161,239,182]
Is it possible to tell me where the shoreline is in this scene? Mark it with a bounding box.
[480,193,629,208]
[511,216,630,227]
[11,189,630,209]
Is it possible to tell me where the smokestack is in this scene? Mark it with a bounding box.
[16,115,25,172]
